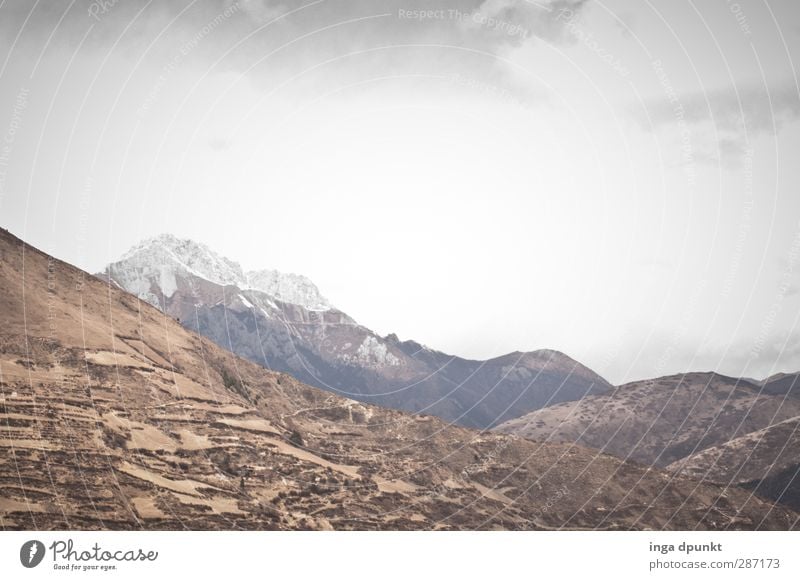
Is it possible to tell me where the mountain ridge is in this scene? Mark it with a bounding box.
[667,416,800,511]
[5,226,795,530]
[107,233,332,311]
[100,234,612,429]
[494,372,800,466]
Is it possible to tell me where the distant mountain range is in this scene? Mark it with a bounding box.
[671,415,800,510]
[7,227,792,530]
[495,372,800,510]
[100,234,611,429]
[70,232,800,520]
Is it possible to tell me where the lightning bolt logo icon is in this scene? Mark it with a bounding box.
[20,540,45,568]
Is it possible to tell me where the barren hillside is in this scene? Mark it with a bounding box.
[1,229,796,530]
[495,373,800,468]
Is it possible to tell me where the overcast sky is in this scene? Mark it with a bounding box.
[1,0,800,384]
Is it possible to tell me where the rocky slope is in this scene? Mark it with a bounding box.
[2,228,796,530]
[757,372,800,398]
[100,234,610,429]
[668,416,800,511]
[494,372,800,468]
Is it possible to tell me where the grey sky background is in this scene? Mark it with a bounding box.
[1,0,799,384]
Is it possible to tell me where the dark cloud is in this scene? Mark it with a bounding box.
[0,0,592,63]
[0,0,592,111]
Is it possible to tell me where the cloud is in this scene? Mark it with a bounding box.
[727,329,800,379]
[0,0,593,112]
[220,0,591,49]
[0,0,592,65]
[232,0,288,25]
[672,85,798,134]
[468,0,590,47]
[636,83,800,163]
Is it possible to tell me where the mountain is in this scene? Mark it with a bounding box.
[100,234,611,429]
[494,372,800,468]
[668,416,800,511]
[2,227,796,530]
[757,372,800,398]
[105,233,331,311]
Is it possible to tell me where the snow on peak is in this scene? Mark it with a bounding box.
[245,269,331,312]
[105,234,333,311]
[116,233,245,286]
[341,336,401,368]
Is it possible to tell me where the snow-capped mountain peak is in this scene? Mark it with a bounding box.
[117,233,245,286]
[104,234,332,311]
[245,269,330,312]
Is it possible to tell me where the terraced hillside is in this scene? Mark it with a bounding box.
[0,228,796,530]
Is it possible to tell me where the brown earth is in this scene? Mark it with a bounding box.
[668,416,800,511]
[1,228,797,530]
[495,373,800,468]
